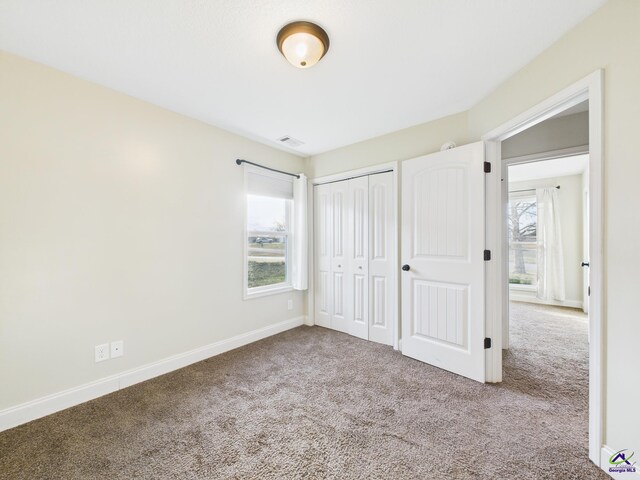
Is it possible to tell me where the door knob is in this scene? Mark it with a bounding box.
[581,262,590,267]
[337,264,342,268]
[402,264,411,271]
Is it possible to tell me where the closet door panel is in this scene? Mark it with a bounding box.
[314,184,333,328]
[348,176,369,340]
[369,172,395,346]
[330,181,350,333]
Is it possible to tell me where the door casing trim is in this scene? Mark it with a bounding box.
[482,70,604,466]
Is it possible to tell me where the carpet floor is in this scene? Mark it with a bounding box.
[0,302,607,479]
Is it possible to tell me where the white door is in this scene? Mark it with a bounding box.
[369,172,395,346]
[347,176,369,340]
[330,180,350,333]
[314,180,353,335]
[401,142,486,383]
[314,183,332,329]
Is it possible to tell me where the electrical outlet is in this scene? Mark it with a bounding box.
[95,343,109,363]
[287,299,293,310]
[110,340,124,358]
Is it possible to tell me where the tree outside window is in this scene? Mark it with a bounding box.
[508,195,537,286]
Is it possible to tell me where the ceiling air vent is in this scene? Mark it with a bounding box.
[277,135,305,148]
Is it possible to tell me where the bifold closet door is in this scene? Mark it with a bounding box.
[314,183,332,329]
[314,173,394,346]
[347,176,369,340]
[314,178,364,336]
[314,178,363,336]
[313,180,350,334]
[314,181,346,332]
[368,172,395,346]
[330,180,349,333]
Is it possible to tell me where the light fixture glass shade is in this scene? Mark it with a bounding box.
[277,21,330,69]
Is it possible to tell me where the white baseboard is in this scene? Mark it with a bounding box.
[0,316,306,433]
[601,445,640,478]
[510,294,584,309]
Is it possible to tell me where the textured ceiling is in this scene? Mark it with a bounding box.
[0,0,606,156]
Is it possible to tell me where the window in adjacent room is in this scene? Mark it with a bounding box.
[508,193,538,287]
[245,167,293,297]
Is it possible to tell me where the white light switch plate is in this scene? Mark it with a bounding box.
[95,344,109,363]
[110,340,124,358]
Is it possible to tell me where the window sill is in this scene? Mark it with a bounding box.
[244,284,293,300]
[509,284,537,292]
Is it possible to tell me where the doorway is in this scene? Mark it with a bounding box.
[503,150,593,469]
[505,153,590,341]
[483,70,603,466]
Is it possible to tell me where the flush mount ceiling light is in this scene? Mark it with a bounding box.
[276,21,330,69]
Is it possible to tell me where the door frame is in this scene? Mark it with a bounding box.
[482,70,604,465]
[307,161,400,350]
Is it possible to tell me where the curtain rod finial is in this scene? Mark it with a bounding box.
[234,158,299,178]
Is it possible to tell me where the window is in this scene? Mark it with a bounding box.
[245,168,293,297]
[508,193,537,287]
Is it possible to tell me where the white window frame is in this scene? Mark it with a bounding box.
[243,167,293,299]
[507,191,538,291]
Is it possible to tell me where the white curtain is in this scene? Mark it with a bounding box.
[536,187,565,301]
[292,174,308,290]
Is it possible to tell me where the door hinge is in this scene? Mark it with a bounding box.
[588,286,591,297]
[484,250,491,261]
[484,161,491,173]
[484,337,492,349]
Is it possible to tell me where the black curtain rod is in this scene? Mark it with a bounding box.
[509,185,560,194]
[236,159,300,179]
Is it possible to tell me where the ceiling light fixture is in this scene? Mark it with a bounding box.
[276,21,330,69]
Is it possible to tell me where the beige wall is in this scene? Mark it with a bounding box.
[508,174,584,308]
[0,52,306,410]
[310,0,639,454]
[305,111,472,178]
[469,0,639,453]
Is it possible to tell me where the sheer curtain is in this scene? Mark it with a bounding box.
[536,187,565,301]
[292,174,308,290]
